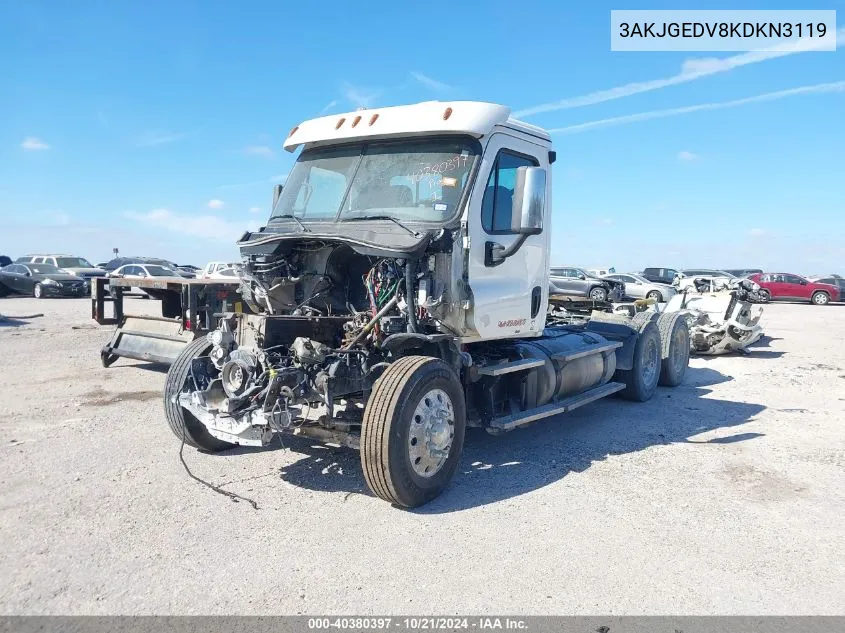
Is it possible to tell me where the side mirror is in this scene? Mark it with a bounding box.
[510,166,545,234]
[272,184,284,209]
[578,274,586,280]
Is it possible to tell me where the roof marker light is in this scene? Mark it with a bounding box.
[443,107,453,121]
[287,125,299,138]
[335,117,346,130]
[369,113,379,126]
[351,115,362,128]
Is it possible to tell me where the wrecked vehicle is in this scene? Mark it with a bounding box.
[660,279,764,355]
[164,101,690,507]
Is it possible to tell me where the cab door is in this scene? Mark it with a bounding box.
[464,132,550,340]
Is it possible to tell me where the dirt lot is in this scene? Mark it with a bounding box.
[0,295,843,615]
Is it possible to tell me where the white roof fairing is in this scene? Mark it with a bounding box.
[283,101,548,151]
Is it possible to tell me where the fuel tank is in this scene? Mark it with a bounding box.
[511,328,617,408]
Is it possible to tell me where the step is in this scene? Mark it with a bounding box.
[550,341,622,363]
[488,381,626,432]
[477,358,546,377]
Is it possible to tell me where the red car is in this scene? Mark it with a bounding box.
[749,273,840,305]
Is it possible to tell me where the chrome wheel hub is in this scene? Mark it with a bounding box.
[408,388,454,478]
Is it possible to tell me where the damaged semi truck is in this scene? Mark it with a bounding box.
[165,102,690,507]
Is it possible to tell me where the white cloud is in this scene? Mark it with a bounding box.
[207,199,225,209]
[548,81,845,134]
[249,207,262,214]
[136,131,189,147]
[748,228,768,237]
[677,150,698,162]
[410,71,451,92]
[21,137,50,151]
[319,100,338,114]
[514,27,845,118]
[244,145,275,159]
[341,82,380,108]
[124,208,250,242]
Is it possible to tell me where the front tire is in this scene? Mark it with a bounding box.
[361,356,466,508]
[589,286,608,302]
[646,290,663,302]
[164,336,234,452]
[811,291,830,305]
[757,289,771,303]
[33,283,44,299]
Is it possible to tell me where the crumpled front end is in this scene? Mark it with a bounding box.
[662,280,765,355]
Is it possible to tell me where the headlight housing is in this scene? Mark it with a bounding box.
[42,278,60,286]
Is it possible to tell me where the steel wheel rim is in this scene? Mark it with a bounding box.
[642,337,660,387]
[408,388,454,478]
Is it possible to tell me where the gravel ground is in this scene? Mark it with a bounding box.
[0,295,843,615]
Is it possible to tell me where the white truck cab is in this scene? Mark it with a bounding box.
[163,101,690,508]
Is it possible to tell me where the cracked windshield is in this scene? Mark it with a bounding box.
[270,139,477,224]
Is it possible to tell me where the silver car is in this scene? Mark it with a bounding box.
[549,266,624,302]
[603,272,676,302]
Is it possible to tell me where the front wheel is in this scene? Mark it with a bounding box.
[33,283,44,299]
[811,291,830,306]
[757,289,771,303]
[361,356,466,508]
[589,286,608,302]
[646,290,663,302]
[164,336,234,452]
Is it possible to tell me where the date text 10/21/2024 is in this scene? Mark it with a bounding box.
[307,617,529,630]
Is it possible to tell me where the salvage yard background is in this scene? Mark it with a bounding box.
[0,296,843,614]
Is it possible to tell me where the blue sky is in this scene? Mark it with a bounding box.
[1,0,843,273]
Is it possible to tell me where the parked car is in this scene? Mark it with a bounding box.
[102,257,196,278]
[641,267,679,285]
[808,275,845,299]
[0,263,88,298]
[15,254,106,280]
[750,273,841,305]
[549,266,624,302]
[108,263,184,296]
[204,267,238,280]
[722,268,763,278]
[603,272,677,302]
[201,261,238,279]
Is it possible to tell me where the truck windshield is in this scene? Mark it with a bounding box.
[56,257,94,268]
[270,138,478,225]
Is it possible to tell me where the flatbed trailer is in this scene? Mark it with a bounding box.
[91,276,243,367]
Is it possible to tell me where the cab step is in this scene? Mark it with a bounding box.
[478,357,546,376]
[488,381,625,432]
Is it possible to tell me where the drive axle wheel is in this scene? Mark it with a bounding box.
[33,283,44,299]
[164,336,233,452]
[657,312,689,387]
[646,290,663,302]
[617,321,662,402]
[361,356,466,508]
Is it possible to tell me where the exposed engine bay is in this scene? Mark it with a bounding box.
[177,237,465,446]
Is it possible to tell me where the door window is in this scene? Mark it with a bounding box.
[784,274,805,284]
[481,150,538,234]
